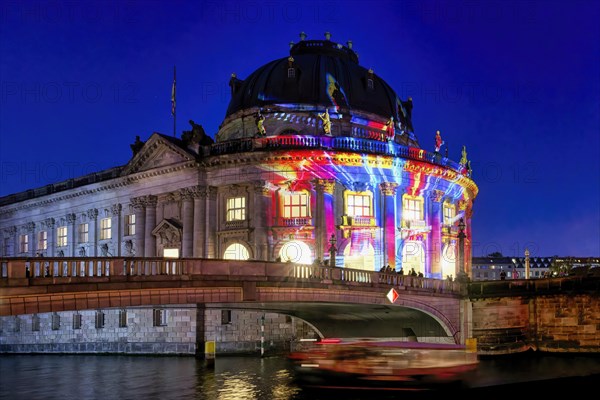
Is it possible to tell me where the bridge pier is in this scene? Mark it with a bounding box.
[195,304,206,359]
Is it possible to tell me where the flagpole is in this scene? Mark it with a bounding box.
[172,65,177,137]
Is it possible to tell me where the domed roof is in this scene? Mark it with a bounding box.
[225,38,406,122]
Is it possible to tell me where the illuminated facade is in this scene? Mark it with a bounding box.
[0,35,478,278]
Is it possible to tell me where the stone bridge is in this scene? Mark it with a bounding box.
[0,257,469,343]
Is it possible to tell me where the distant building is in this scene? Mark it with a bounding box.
[471,256,600,280]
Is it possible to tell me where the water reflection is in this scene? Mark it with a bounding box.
[0,354,599,400]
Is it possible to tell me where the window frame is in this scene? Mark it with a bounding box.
[226,196,246,222]
[345,191,373,218]
[57,226,68,247]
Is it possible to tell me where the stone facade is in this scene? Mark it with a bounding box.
[0,307,317,356]
[471,293,600,355]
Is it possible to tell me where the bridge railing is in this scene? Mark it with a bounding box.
[0,257,461,294]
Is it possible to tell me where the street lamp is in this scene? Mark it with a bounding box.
[328,233,337,267]
[457,218,466,281]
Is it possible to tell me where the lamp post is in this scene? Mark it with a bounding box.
[328,233,337,267]
[457,218,466,281]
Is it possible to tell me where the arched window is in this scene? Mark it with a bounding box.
[223,243,250,260]
[279,240,312,264]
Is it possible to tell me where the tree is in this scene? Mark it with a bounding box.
[487,252,503,258]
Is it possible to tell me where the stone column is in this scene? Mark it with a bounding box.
[380,182,398,269]
[5,226,16,257]
[144,195,158,257]
[67,213,76,257]
[131,197,145,257]
[192,186,206,258]
[205,187,217,258]
[313,180,335,261]
[111,204,122,257]
[253,181,271,261]
[180,188,194,258]
[311,179,324,261]
[463,203,473,276]
[87,208,98,257]
[429,190,444,279]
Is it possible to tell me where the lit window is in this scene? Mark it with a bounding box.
[226,197,246,221]
[283,192,310,218]
[403,195,424,221]
[153,309,168,326]
[38,231,47,251]
[78,223,89,243]
[125,214,135,236]
[19,234,29,253]
[57,226,68,247]
[100,218,111,240]
[443,202,456,225]
[346,193,372,217]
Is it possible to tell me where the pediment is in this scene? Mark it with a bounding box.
[152,218,182,247]
[122,133,196,175]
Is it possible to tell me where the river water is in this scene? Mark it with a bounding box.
[1,352,599,400]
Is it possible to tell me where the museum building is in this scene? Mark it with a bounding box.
[0,34,478,280]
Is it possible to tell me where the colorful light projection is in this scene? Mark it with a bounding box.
[251,145,473,273]
[325,73,349,111]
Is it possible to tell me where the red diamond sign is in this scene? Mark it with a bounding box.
[386,288,399,303]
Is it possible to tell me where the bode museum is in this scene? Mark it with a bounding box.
[0,34,478,353]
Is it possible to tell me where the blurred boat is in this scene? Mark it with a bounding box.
[289,338,479,392]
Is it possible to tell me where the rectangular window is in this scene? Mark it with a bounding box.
[124,214,135,236]
[119,309,127,328]
[37,231,48,251]
[100,218,112,240]
[57,226,68,247]
[14,316,20,333]
[287,68,295,78]
[403,196,423,221]
[283,193,309,218]
[153,309,168,327]
[73,313,82,330]
[78,223,89,243]
[19,234,29,253]
[347,194,372,217]
[32,314,40,332]
[51,313,60,330]
[95,311,105,329]
[221,310,232,325]
[443,203,455,225]
[226,197,246,221]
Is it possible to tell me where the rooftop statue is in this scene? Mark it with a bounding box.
[318,109,332,135]
[182,119,214,146]
[255,111,266,136]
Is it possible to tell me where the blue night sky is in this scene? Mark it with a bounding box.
[1,0,599,257]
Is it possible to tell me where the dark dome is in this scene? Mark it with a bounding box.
[225,40,403,121]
